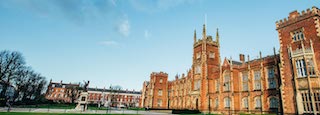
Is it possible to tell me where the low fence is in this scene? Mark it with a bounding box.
[1,107,288,114]
[0,107,168,114]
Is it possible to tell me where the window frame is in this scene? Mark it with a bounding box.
[224,97,231,108]
[267,67,277,89]
[255,96,262,109]
[242,97,249,109]
[224,72,231,92]
[291,28,305,42]
[242,71,249,91]
[254,70,261,90]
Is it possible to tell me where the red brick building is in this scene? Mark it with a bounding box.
[46,80,141,108]
[140,72,168,109]
[87,88,141,108]
[45,80,80,103]
[276,6,320,114]
[140,6,320,114]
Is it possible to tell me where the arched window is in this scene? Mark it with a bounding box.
[224,97,231,108]
[224,72,231,91]
[269,97,279,109]
[242,97,249,109]
[242,72,249,91]
[255,96,262,109]
[254,71,261,90]
[215,98,219,108]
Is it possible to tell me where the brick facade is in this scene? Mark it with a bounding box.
[46,80,141,108]
[140,6,320,114]
[276,6,320,114]
[87,88,141,108]
[140,72,168,109]
[45,80,80,103]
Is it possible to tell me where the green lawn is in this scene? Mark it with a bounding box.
[0,112,137,115]
[14,104,76,109]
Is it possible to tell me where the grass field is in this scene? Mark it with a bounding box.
[0,112,137,115]
[14,104,76,109]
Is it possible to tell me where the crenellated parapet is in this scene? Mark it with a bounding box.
[151,71,168,76]
[193,36,219,47]
[276,6,320,30]
[193,25,220,48]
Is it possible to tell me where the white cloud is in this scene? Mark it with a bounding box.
[99,40,118,46]
[117,17,130,37]
[144,30,151,39]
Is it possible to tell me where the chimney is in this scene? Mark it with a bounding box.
[239,54,245,63]
[175,75,179,80]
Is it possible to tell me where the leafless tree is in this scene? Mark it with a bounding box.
[0,51,25,103]
[0,50,47,105]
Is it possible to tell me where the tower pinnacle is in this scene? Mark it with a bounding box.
[203,24,206,39]
[194,30,197,43]
[216,28,219,44]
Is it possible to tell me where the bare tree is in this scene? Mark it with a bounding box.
[0,51,25,105]
[0,50,48,105]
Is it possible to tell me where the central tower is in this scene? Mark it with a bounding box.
[192,24,221,111]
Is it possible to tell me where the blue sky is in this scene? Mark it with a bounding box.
[0,0,319,91]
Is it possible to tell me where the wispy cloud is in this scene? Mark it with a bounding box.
[117,16,130,37]
[99,40,118,46]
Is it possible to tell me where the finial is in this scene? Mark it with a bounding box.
[259,51,262,59]
[203,24,206,39]
[216,28,219,43]
[194,29,197,43]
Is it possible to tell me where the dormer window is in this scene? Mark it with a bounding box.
[291,28,304,42]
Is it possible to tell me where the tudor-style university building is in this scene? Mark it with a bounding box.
[140,6,320,114]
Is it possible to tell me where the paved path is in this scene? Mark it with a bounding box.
[0,107,173,114]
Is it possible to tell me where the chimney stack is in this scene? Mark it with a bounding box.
[239,54,245,63]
